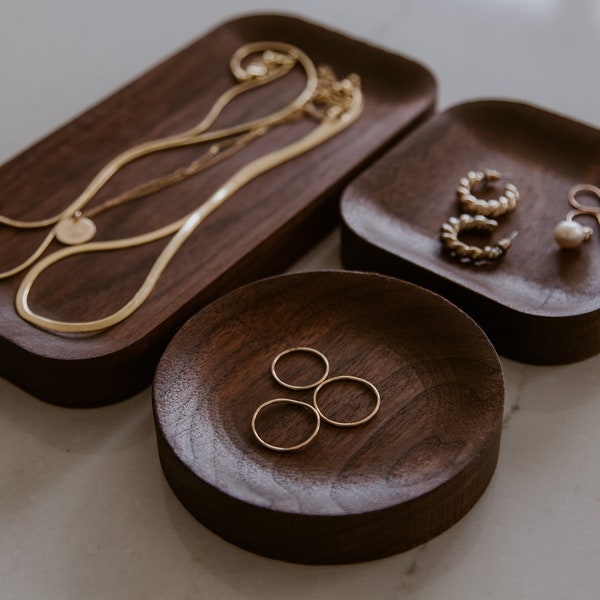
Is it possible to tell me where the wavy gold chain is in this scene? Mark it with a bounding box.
[14,42,363,333]
[0,41,315,279]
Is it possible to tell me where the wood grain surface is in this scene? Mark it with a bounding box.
[341,100,600,364]
[152,270,504,564]
[0,14,436,406]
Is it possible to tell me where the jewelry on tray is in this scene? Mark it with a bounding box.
[8,42,363,333]
[253,348,380,451]
[553,183,600,249]
[441,168,518,264]
[440,214,517,263]
[0,46,298,278]
[456,169,519,218]
[251,398,321,452]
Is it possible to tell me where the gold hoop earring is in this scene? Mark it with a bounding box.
[251,398,321,452]
[271,347,330,390]
[554,183,600,249]
[440,214,516,263]
[312,375,380,427]
[457,169,519,218]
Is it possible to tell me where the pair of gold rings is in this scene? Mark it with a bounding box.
[251,347,381,452]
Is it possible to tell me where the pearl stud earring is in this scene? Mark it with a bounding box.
[554,184,600,249]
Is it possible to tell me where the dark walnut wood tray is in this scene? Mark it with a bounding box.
[0,14,436,406]
[152,270,504,564]
[341,100,600,364]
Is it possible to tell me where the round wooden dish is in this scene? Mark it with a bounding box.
[152,271,504,564]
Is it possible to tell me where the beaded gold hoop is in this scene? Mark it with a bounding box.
[312,375,381,427]
[251,398,321,452]
[440,214,516,263]
[271,347,330,390]
[457,169,519,218]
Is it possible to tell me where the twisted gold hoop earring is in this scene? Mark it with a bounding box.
[456,169,519,218]
[251,398,321,452]
[312,375,380,427]
[271,347,330,390]
[440,214,516,263]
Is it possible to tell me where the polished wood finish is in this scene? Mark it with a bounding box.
[153,271,504,564]
[341,100,600,364]
[0,15,436,406]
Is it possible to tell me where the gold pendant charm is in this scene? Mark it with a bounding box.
[55,214,97,245]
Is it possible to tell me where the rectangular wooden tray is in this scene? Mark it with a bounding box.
[0,14,436,406]
[341,100,600,364]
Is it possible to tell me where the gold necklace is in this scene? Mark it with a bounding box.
[54,127,267,244]
[13,43,363,333]
[1,45,298,231]
[0,41,309,279]
[2,128,266,278]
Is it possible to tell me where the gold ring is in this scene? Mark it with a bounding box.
[312,375,380,427]
[271,347,330,390]
[251,398,321,452]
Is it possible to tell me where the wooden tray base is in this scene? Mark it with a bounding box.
[153,271,504,564]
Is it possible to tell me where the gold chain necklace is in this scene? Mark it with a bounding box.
[54,128,267,245]
[11,42,363,333]
[0,42,307,279]
[12,129,266,275]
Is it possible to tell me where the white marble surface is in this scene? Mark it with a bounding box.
[1,1,599,598]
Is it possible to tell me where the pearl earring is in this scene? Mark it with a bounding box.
[553,183,600,249]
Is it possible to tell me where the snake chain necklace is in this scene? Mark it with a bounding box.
[0,41,363,333]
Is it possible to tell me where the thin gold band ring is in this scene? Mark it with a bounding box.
[312,375,381,427]
[270,347,330,390]
[251,398,321,452]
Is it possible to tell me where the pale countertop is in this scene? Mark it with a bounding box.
[1,1,600,599]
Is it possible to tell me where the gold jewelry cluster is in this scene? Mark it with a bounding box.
[252,347,380,452]
[440,169,518,264]
[0,42,363,333]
